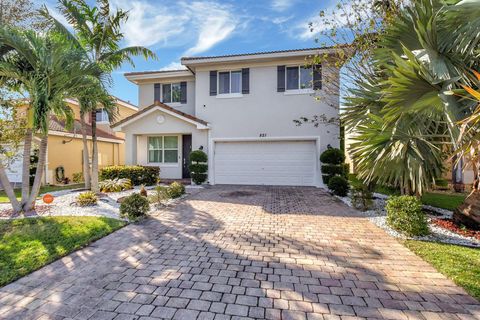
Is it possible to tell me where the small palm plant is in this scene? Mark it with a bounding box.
[99,178,132,193]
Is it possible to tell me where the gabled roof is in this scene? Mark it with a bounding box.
[49,116,124,142]
[111,101,209,130]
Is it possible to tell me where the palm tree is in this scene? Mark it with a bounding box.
[452,72,480,227]
[0,26,101,212]
[345,0,480,196]
[42,0,156,192]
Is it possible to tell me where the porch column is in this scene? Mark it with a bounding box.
[125,133,137,165]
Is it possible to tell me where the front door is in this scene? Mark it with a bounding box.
[182,135,192,179]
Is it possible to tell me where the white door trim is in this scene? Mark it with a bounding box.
[208,136,321,187]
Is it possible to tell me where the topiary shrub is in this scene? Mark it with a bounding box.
[99,178,133,192]
[100,165,159,186]
[120,193,150,221]
[386,196,429,236]
[76,191,98,206]
[320,147,345,164]
[327,176,350,196]
[320,147,347,184]
[189,150,208,185]
[167,181,185,198]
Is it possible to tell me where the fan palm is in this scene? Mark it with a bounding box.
[345,0,480,196]
[41,0,156,192]
[0,26,102,212]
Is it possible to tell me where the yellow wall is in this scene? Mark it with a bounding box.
[47,135,123,183]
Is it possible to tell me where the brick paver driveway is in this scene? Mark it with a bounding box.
[1,186,479,320]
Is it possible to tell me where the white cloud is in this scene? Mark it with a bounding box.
[295,0,370,40]
[184,2,237,56]
[110,0,239,55]
[159,62,187,71]
[271,0,296,11]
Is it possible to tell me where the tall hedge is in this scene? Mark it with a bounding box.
[189,150,208,185]
[100,165,159,186]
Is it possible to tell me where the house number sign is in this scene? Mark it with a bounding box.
[259,133,267,137]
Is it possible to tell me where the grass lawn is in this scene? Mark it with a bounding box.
[421,192,466,211]
[0,216,125,286]
[348,174,466,210]
[405,240,480,300]
[0,183,84,203]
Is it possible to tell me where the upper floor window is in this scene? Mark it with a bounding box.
[95,109,109,123]
[218,70,242,94]
[162,83,181,103]
[154,82,187,104]
[286,66,312,90]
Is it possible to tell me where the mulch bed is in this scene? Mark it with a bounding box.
[432,218,480,240]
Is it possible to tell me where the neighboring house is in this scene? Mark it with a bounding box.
[113,47,341,187]
[6,98,137,185]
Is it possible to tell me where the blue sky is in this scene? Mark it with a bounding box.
[39,0,336,105]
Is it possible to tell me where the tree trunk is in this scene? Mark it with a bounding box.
[20,128,32,204]
[90,110,99,193]
[24,134,48,212]
[0,163,21,213]
[453,159,480,230]
[80,115,91,189]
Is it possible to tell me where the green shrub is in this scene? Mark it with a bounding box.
[190,150,208,163]
[320,148,345,165]
[76,191,98,206]
[351,184,373,211]
[120,193,150,221]
[99,178,132,192]
[100,165,159,186]
[189,150,208,185]
[327,176,350,197]
[149,185,170,205]
[320,148,348,186]
[386,196,429,236]
[167,182,185,198]
[72,172,84,183]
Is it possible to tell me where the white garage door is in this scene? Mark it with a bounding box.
[214,140,317,186]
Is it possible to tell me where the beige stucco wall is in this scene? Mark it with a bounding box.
[122,109,208,179]
[46,135,123,184]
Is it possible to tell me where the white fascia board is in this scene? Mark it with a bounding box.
[125,70,194,84]
[113,106,210,131]
[49,130,124,144]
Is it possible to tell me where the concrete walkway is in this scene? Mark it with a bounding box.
[0,186,478,319]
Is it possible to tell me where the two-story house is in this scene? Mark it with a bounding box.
[112,47,340,187]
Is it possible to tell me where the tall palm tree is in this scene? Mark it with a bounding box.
[42,0,156,192]
[0,26,101,212]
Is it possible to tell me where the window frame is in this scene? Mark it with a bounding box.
[217,70,242,96]
[95,108,109,123]
[285,65,313,92]
[147,135,179,164]
[161,82,182,104]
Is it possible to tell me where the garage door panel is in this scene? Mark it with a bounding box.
[214,140,316,186]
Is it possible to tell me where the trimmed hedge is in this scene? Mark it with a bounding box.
[386,196,429,236]
[99,165,159,186]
